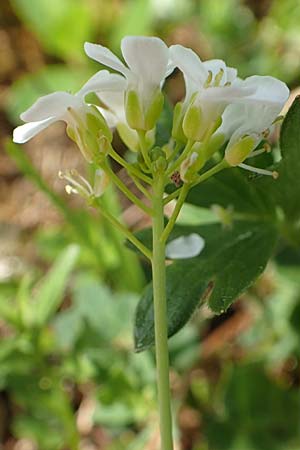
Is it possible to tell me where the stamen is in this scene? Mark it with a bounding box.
[247,148,266,158]
[272,115,284,125]
[65,185,78,195]
[213,68,224,87]
[77,173,94,194]
[204,71,213,88]
[262,128,270,139]
[58,169,91,197]
[238,163,278,178]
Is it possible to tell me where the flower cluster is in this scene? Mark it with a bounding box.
[13,36,289,200]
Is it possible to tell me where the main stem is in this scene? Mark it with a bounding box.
[152,171,174,450]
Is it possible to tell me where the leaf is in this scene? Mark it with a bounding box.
[180,166,276,216]
[134,221,278,351]
[271,96,300,221]
[34,245,79,326]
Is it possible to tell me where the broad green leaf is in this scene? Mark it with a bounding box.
[34,245,79,326]
[170,164,276,217]
[272,96,300,221]
[134,221,278,351]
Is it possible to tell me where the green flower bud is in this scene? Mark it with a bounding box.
[225,136,256,166]
[144,90,164,131]
[149,146,165,162]
[172,102,186,143]
[125,90,144,130]
[182,104,203,141]
[203,133,226,160]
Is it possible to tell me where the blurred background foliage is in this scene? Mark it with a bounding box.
[1,0,300,449]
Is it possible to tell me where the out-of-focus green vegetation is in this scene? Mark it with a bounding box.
[1,0,300,449]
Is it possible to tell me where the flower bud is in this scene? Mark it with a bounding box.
[182,104,203,141]
[171,102,186,143]
[203,133,226,160]
[150,146,167,172]
[180,148,205,183]
[225,136,256,166]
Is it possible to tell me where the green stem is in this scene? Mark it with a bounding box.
[93,198,152,260]
[192,160,228,186]
[131,174,152,200]
[167,141,183,163]
[152,172,174,450]
[167,139,193,176]
[161,183,190,243]
[109,147,152,184]
[103,160,153,215]
[138,130,152,168]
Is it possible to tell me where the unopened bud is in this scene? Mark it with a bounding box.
[149,146,165,162]
[203,133,226,160]
[172,102,186,143]
[183,104,203,141]
[180,151,203,183]
[225,136,256,166]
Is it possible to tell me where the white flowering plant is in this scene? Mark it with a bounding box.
[11,35,300,450]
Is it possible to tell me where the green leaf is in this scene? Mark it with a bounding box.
[272,96,300,221]
[180,166,276,216]
[34,245,79,326]
[134,221,278,351]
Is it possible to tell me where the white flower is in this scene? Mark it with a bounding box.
[84,36,171,130]
[166,233,205,259]
[169,45,254,142]
[219,75,289,175]
[13,70,125,161]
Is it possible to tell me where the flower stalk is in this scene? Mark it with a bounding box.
[152,170,174,450]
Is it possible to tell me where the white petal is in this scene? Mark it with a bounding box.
[97,90,126,124]
[121,36,169,86]
[169,44,208,86]
[13,117,57,143]
[84,42,128,76]
[217,103,246,139]
[166,233,205,259]
[20,92,80,122]
[97,106,118,128]
[200,84,254,104]
[78,70,127,97]
[242,75,289,106]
